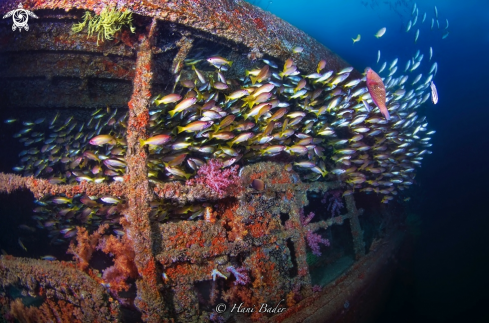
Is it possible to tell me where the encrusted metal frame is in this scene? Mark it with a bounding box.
[0,172,365,322]
[0,1,368,322]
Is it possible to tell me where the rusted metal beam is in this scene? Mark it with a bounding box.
[0,256,119,321]
[123,17,169,322]
[0,0,353,74]
[345,195,366,259]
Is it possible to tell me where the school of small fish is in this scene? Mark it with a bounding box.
[407,3,450,41]
[5,21,439,243]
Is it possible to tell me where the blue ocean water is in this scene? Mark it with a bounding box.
[250,0,489,322]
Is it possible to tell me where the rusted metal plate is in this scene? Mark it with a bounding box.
[0,0,352,73]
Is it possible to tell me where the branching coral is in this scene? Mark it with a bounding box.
[226,266,250,285]
[72,7,136,45]
[300,210,330,256]
[97,234,138,293]
[67,224,138,293]
[321,190,344,217]
[9,296,84,322]
[9,299,39,323]
[305,230,330,256]
[67,224,109,271]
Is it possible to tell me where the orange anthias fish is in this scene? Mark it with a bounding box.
[365,67,389,120]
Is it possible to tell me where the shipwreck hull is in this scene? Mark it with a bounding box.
[0,0,354,110]
[0,1,404,322]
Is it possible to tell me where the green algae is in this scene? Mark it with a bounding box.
[72,7,135,45]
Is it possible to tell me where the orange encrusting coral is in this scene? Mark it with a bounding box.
[0,173,125,199]
[220,202,247,242]
[9,298,84,323]
[248,215,272,238]
[168,227,205,248]
[1,256,118,321]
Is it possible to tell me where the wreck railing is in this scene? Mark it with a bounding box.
[0,165,364,322]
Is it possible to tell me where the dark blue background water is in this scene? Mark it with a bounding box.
[250,0,489,322]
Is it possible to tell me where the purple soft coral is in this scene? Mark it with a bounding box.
[305,230,330,256]
[312,285,322,293]
[321,190,344,218]
[300,209,330,256]
[226,266,250,285]
[299,209,315,226]
[186,159,241,198]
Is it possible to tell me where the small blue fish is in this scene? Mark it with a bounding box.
[41,255,57,261]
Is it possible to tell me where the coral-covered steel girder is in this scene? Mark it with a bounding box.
[0,256,119,321]
[122,17,170,322]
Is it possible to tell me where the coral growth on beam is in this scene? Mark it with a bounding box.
[72,7,136,45]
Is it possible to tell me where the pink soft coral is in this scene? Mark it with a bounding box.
[186,159,241,198]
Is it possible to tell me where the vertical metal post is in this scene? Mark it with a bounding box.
[345,195,365,260]
[124,18,169,321]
